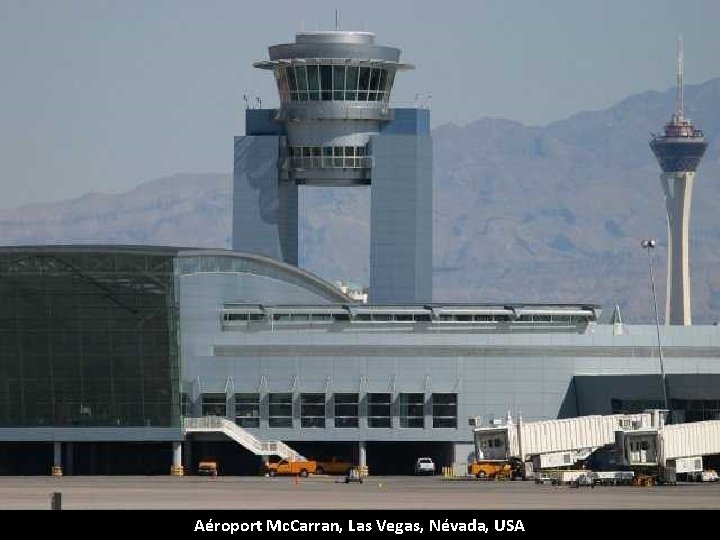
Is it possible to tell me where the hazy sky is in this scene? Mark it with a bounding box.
[1,0,719,208]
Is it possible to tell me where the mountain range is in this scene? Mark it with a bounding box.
[2,78,720,323]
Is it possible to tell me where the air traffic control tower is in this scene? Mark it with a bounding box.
[650,39,708,325]
[232,30,432,303]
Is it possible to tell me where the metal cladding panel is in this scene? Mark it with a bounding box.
[369,133,432,303]
[285,118,380,145]
[662,421,720,459]
[268,42,401,63]
[380,109,430,135]
[0,428,182,442]
[232,136,284,259]
[246,109,284,136]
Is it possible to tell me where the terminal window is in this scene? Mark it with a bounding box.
[367,393,391,428]
[301,393,326,428]
[235,393,260,428]
[399,393,425,428]
[202,393,226,417]
[432,393,458,428]
[269,393,292,428]
[181,393,191,417]
[334,393,359,428]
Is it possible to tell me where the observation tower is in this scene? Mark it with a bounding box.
[649,37,707,325]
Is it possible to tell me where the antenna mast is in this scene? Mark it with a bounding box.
[335,10,339,30]
[676,35,684,120]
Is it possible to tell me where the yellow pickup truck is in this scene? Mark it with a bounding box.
[265,459,317,477]
[315,457,354,475]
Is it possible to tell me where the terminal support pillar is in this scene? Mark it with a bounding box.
[52,442,63,476]
[171,441,184,476]
[358,441,367,468]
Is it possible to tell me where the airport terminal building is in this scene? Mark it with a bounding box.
[1,29,719,476]
[2,246,720,475]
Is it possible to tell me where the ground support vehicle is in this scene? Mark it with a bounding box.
[265,459,317,477]
[415,457,436,475]
[344,467,364,483]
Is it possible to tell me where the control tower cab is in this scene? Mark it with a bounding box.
[255,31,413,186]
[233,30,432,303]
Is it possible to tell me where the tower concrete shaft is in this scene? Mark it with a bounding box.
[660,171,694,325]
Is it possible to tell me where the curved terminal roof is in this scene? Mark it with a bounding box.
[175,249,351,303]
[0,246,603,316]
[0,246,351,303]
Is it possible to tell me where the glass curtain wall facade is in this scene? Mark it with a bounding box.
[0,251,179,428]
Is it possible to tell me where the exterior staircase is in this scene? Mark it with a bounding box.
[183,416,305,461]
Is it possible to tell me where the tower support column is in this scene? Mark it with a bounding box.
[370,133,433,303]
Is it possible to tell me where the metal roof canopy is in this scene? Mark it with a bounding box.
[220,303,599,321]
[350,305,429,315]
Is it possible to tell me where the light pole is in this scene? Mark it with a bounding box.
[641,239,670,413]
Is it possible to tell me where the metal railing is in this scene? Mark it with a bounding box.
[183,416,305,460]
[261,441,306,462]
[184,416,263,454]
